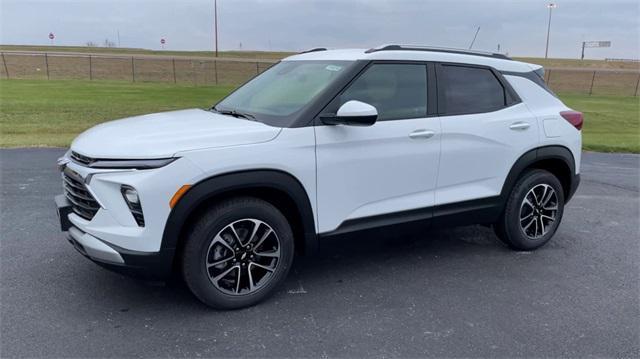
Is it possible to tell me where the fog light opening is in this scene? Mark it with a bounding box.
[121,185,145,227]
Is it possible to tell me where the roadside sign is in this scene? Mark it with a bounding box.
[581,40,612,59]
[160,38,165,44]
[584,41,611,48]
[48,33,55,40]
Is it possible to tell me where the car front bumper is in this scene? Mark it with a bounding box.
[55,194,174,279]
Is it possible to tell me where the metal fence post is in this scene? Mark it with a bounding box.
[256,61,259,75]
[172,58,177,83]
[131,57,135,82]
[588,71,596,96]
[192,61,197,86]
[88,55,92,80]
[545,68,551,83]
[44,53,50,80]
[214,60,218,85]
[546,69,552,87]
[1,52,9,79]
[635,73,640,97]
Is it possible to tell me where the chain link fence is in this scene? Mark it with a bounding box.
[543,68,640,96]
[0,52,276,86]
[1,52,639,96]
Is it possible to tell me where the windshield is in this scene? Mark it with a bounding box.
[214,60,354,126]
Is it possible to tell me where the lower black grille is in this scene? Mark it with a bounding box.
[62,171,99,220]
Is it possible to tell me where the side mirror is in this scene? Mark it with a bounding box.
[321,100,378,126]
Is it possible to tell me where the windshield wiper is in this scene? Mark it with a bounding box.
[213,107,255,120]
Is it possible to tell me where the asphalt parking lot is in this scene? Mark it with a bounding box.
[1,148,638,358]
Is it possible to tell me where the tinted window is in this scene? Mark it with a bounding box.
[442,65,506,115]
[337,64,427,121]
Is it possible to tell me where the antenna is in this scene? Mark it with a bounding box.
[469,26,481,49]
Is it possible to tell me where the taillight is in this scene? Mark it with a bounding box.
[560,111,583,130]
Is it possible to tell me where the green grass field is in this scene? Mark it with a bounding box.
[1,79,638,152]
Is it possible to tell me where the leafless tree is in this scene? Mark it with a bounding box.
[103,39,116,48]
[86,41,97,47]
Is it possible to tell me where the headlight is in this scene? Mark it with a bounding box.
[88,158,177,169]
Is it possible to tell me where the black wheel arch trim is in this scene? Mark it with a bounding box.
[161,169,317,256]
[500,145,578,204]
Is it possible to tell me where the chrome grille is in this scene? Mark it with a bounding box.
[62,171,99,220]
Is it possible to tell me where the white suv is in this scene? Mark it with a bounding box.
[55,45,582,309]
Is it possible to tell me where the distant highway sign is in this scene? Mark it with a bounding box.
[581,40,611,59]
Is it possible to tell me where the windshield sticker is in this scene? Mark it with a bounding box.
[325,65,343,72]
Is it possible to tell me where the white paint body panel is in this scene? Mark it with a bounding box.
[504,75,581,174]
[436,103,539,205]
[71,109,281,158]
[315,117,441,232]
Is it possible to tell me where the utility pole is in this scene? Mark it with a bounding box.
[545,3,557,59]
[214,0,219,57]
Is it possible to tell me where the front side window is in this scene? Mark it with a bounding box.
[441,65,507,115]
[333,63,428,121]
[215,60,354,126]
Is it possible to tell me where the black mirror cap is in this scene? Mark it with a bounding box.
[320,114,377,127]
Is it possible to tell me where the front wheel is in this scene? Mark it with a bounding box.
[494,169,565,250]
[182,197,294,309]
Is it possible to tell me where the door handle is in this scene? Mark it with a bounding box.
[409,129,435,140]
[509,122,531,131]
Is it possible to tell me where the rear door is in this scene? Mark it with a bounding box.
[315,62,441,233]
[434,63,540,206]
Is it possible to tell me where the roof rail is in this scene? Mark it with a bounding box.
[299,47,327,54]
[365,44,511,60]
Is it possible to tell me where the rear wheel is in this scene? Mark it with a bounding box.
[494,169,565,250]
[182,197,294,309]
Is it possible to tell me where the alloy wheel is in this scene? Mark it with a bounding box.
[519,184,558,240]
[205,218,280,295]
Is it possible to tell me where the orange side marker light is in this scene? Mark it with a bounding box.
[170,185,192,208]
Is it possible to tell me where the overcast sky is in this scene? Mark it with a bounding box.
[1,0,638,59]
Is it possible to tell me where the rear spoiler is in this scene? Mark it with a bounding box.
[524,62,545,80]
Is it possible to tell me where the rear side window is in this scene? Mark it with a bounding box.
[441,65,507,115]
[337,63,427,121]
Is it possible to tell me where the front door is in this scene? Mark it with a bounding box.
[314,63,441,233]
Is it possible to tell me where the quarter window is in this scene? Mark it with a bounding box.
[441,65,507,115]
[336,64,427,121]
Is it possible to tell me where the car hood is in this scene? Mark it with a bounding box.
[71,109,282,159]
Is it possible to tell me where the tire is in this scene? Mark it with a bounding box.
[182,197,294,309]
[494,169,565,251]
